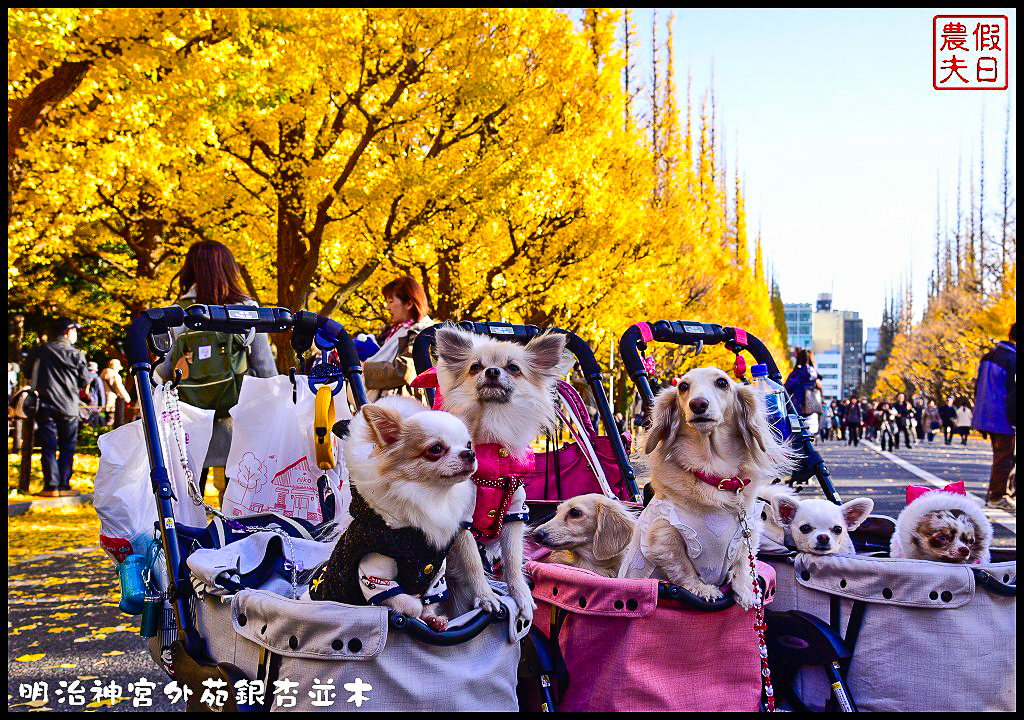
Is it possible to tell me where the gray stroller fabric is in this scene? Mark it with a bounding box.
[190,537,525,711]
[767,552,1016,712]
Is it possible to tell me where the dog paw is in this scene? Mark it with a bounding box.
[732,583,759,611]
[686,581,725,603]
[385,594,424,619]
[509,583,536,625]
[472,585,503,614]
[421,613,449,632]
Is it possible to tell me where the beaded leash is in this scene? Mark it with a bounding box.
[163,387,300,599]
[736,490,774,712]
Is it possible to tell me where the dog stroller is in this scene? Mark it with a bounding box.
[121,305,524,711]
[412,322,777,711]
[621,320,1017,712]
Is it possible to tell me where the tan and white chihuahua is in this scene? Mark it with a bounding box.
[434,325,569,624]
[309,396,500,630]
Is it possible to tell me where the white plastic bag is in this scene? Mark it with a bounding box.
[95,384,213,565]
[223,375,350,524]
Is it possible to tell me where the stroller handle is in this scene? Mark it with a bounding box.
[125,305,367,659]
[413,322,639,501]
[658,576,768,612]
[390,605,507,646]
[620,321,841,504]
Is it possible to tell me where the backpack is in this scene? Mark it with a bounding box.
[170,302,250,417]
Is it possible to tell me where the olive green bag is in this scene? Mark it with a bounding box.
[170,308,249,417]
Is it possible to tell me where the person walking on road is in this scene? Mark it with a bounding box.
[27,317,90,497]
[785,349,822,438]
[154,240,277,502]
[83,361,106,427]
[912,397,926,441]
[924,399,942,443]
[99,359,132,426]
[844,397,863,446]
[954,399,973,446]
[972,323,1016,512]
[862,400,877,442]
[877,401,897,452]
[892,392,914,449]
[939,397,957,445]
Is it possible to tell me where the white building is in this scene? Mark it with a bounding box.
[816,349,842,401]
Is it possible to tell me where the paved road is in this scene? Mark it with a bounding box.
[7,435,1016,711]
[800,434,1015,546]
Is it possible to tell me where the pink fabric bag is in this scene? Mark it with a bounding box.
[527,560,777,712]
[524,382,633,502]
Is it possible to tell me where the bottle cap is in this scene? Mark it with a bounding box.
[750,363,769,378]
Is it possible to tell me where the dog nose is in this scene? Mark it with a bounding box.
[534,528,548,543]
[485,367,501,380]
[957,546,970,557]
[816,534,830,545]
[460,449,475,462]
[689,398,709,414]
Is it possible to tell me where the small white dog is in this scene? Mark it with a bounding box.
[309,396,499,630]
[770,494,874,556]
[620,368,796,609]
[531,494,637,578]
[890,490,992,564]
[432,325,569,624]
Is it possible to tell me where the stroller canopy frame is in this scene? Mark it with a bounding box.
[125,304,368,666]
[412,321,640,502]
[619,320,841,503]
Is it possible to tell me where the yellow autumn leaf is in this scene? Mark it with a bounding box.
[15,653,46,662]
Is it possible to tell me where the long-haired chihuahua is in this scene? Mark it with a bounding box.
[433,325,569,624]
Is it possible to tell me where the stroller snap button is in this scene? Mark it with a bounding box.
[289,635,299,650]
[882,588,893,599]
[614,600,624,610]
[332,639,344,651]
[929,591,939,600]
[238,613,247,627]
[940,591,953,602]
[626,599,638,611]
[578,596,587,608]
[348,638,362,653]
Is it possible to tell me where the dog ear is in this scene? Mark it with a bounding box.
[555,349,577,378]
[525,331,568,376]
[361,404,404,450]
[644,387,681,454]
[593,501,635,561]
[840,498,874,531]
[772,495,799,527]
[435,324,474,371]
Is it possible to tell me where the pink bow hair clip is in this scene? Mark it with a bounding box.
[905,480,967,506]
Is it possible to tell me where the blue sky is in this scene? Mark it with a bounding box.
[618,8,1016,328]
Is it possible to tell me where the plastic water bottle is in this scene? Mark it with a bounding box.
[751,364,792,442]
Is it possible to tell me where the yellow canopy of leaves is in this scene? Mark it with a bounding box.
[8,8,787,387]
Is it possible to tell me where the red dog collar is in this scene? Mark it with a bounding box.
[691,469,751,492]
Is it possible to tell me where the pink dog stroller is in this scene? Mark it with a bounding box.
[413,321,776,711]
[621,320,1017,712]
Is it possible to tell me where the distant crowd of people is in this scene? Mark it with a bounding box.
[783,324,1015,513]
[819,394,976,449]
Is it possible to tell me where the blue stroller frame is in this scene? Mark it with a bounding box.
[127,305,522,711]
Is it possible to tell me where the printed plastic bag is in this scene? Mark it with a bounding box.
[223,375,351,524]
[95,385,213,565]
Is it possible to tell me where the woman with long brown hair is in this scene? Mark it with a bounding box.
[359,275,433,400]
[155,240,277,499]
